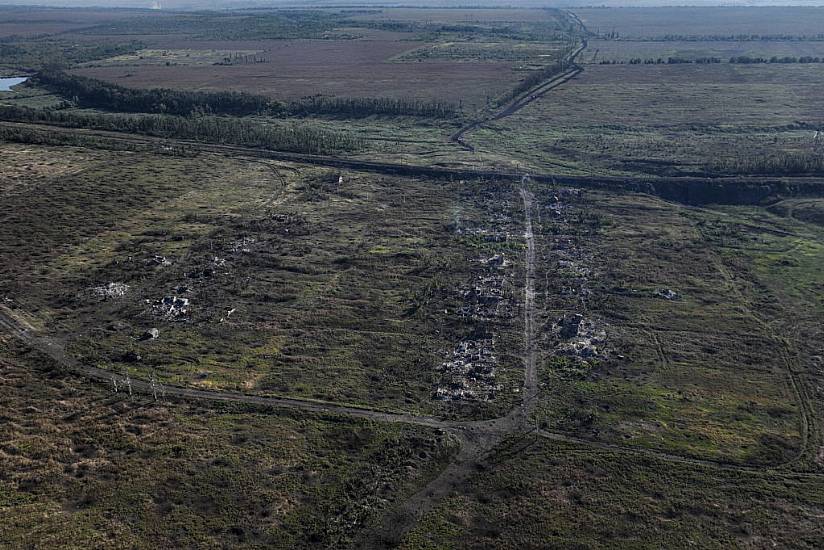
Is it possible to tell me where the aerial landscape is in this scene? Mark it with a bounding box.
[1,0,824,547]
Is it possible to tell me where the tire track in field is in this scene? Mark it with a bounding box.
[3,181,824,549]
[449,40,586,153]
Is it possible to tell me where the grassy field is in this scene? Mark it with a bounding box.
[58,8,574,109]
[3,4,824,548]
[0,5,157,38]
[584,38,824,64]
[575,6,824,39]
[469,63,824,176]
[401,437,824,548]
[528,188,821,464]
[0,142,525,419]
[71,38,516,106]
[0,337,453,548]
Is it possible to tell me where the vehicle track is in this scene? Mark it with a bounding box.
[0,306,449,429]
[2,177,823,549]
[3,120,824,204]
[449,40,586,152]
[447,9,592,152]
[0,12,821,200]
[519,188,540,421]
[359,186,539,547]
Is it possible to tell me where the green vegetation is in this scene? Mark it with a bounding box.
[78,10,348,41]
[0,39,143,71]
[712,150,824,175]
[0,340,453,548]
[497,44,577,105]
[0,144,522,418]
[32,71,457,119]
[35,70,274,116]
[3,5,824,549]
[0,105,362,154]
[469,63,824,177]
[401,438,824,548]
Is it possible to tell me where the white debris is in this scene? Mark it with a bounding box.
[655,288,680,300]
[435,339,499,401]
[148,254,172,267]
[230,237,256,254]
[141,328,160,340]
[91,282,130,299]
[153,295,190,319]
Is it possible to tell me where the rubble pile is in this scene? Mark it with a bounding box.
[459,274,506,320]
[436,214,517,401]
[147,254,172,267]
[545,188,608,363]
[152,295,190,320]
[554,313,607,359]
[455,226,508,243]
[655,288,680,300]
[547,193,593,301]
[435,338,499,401]
[229,236,257,254]
[90,282,130,300]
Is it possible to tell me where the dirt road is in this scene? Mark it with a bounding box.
[4,120,820,205]
[2,180,822,547]
[449,40,586,152]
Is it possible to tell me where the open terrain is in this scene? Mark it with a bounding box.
[574,6,824,39]
[2,4,824,549]
[62,8,572,108]
[469,58,824,176]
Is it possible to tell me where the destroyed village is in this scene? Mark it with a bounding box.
[1,0,824,548]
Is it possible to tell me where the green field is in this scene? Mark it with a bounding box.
[2,4,824,549]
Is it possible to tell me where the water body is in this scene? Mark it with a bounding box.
[0,77,28,92]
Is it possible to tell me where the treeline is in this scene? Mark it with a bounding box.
[606,57,722,65]
[357,18,570,42]
[730,55,824,64]
[0,105,361,154]
[34,71,275,116]
[600,56,824,65]
[712,152,824,175]
[78,11,343,41]
[0,123,184,154]
[0,39,142,70]
[599,33,824,42]
[287,95,456,119]
[33,71,457,119]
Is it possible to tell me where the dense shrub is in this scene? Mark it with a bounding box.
[0,105,361,154]
[33,71,457,119]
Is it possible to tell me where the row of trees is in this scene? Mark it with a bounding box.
[730,55,824,64]
[712,152,824,175]
[0,123,175,154]
[34,71,273,116]
[601,34,824,42]
[601,56,824,65]
[618,57,722,65]
[0,105,361,154]
[33,71,457,119]
[287,95,456,119]
[0,40,143,70]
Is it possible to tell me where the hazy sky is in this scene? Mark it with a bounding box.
[2,0,824,9]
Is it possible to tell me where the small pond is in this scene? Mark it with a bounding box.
[0,77,28,92]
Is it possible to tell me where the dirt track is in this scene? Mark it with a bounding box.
[3,180,821,547]
[449,41,586,152]
[1,10,823,543]
[3,120,824,205]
